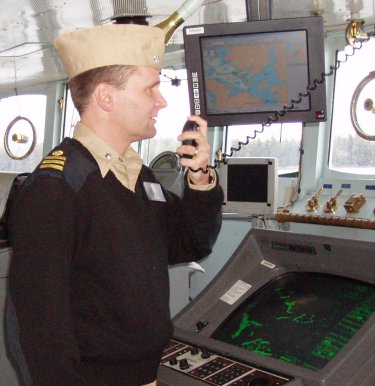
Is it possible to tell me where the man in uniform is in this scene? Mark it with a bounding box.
[6,23,223,386]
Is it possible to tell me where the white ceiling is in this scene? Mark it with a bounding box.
[0,0,374,91]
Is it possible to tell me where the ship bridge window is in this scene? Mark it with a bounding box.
[329,38,375,175]
[142,69,190,165]
[63,89,80,138]
[225,122,303,176]
[0,94,46,172]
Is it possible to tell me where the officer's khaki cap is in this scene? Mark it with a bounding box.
[54,24,165,79]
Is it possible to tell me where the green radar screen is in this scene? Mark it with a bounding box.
[213,273,375,370]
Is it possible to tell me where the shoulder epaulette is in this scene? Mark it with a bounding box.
[32,138,97,192]
[39,150,67,172]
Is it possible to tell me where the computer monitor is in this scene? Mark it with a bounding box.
[183,17,327,126]
[220,157,278,216]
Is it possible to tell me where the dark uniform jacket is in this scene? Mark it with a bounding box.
[6,137,223,386]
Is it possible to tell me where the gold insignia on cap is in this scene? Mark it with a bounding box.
[39,153,67,171]
[153,55,160,64]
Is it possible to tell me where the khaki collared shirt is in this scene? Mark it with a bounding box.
[73,122,143,192]
[73,122,216,192]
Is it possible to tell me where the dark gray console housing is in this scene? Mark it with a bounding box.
[158,229,375,386]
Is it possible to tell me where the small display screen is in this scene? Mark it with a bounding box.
[227,164,268,203]
[201,30,309,115]
[212,273,375,370]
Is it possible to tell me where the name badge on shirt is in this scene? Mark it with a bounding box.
[143,182,166,202]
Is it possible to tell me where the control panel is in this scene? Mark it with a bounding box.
[160,339,291,386]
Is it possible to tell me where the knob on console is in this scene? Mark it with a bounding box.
[190,347,199,355]
[179,358,190,370]
[201,347,211,359]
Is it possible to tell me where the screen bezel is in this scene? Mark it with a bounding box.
[219,157,278,215]
[183,17,327,126]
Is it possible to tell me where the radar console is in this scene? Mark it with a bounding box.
[158,229,375,386]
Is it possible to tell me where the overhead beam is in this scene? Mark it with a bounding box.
[246,0,272,21]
